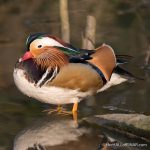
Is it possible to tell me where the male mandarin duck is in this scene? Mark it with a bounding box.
[13,33,134,125]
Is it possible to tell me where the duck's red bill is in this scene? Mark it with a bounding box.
[22,51,33,61]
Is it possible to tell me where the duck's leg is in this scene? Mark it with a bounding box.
[72,102,78,126]
[55,103,79,124]
[55,102,79,126]
[45,102,79,125]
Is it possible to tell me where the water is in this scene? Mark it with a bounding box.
[0,0,150,149]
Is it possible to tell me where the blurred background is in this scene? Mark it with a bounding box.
[0,0,150,149]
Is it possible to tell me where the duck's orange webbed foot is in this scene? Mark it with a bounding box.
[44,105,72,116]
[43,105,63,114]
[44,102,79,127]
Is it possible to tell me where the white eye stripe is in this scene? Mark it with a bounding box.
[30,37,64,50]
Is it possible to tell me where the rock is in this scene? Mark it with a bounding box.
[84,114,150,142]
[96,114,150,131]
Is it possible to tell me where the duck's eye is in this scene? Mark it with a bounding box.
[38,45,42,48]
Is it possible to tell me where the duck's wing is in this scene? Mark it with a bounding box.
[37,45,116,88]
[55,44,117,81]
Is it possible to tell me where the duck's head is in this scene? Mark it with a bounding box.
[21,33,67,62]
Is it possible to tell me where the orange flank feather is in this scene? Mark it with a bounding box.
[88,44,116,81]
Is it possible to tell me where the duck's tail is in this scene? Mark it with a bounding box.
[114,55,143,80]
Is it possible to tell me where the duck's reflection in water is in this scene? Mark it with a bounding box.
[13,116,100,150]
